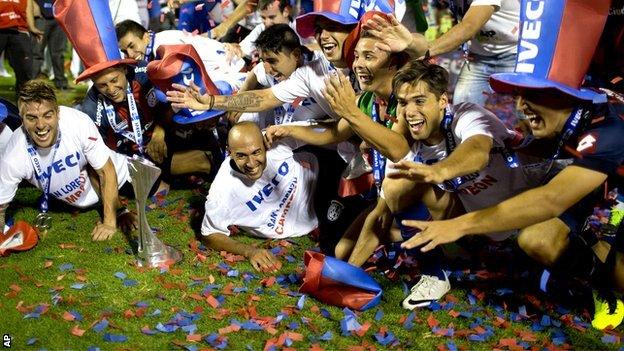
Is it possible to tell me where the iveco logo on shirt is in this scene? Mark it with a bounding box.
[516,0,545,74]
[245,162,290,212]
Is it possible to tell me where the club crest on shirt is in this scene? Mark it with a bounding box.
[327,200,344,222]
[146,89,158,108]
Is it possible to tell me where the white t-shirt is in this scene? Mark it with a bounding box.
[271,55,352,121]
[201,139,318,239]
[0,123,12,157]
[0,107,130,208]
[455,0,520,56]
[386,102,529,240]
[109,0,141,25]
[153,30,247,88]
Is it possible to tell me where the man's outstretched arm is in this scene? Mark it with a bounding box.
[401,165,608,252]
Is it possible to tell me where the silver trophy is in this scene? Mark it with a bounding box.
[128,156,182,267]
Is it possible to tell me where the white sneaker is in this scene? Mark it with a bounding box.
[402,272,451,310]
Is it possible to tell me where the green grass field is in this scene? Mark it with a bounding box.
[1,68,622,351]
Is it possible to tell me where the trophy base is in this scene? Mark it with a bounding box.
[136,245,183,268]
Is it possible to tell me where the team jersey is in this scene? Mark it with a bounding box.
[0,107,129,208]
[0,0,28,31]
[559,100,624,242]
[450,0,519,56]
[201,138,318,239]
[78,63,164,157]
[387,102,530,240]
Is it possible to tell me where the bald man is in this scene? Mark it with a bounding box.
[200,122,319,272]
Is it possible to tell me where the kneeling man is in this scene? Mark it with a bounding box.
[201,122,318,271]
[0,81,132,240]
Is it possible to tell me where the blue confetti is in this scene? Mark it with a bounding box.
[69,310,83,321]
[288,321,299,330]
[375,309,384,321]
[468,334,486,342]
[135,301,149,308]
[319,331,333,341]
[181,324,197,334]
[540,315,551,326]
[285,255,296,263]
[155,323,178,333]
[602,334,618,344]
[227,270,239,277]
[86,347,100,351]
[404,311,415,330]
[241,320,263,331]
[92,319,109,333]
[447,341,458,351]
[103,333,127,342]
[148,309,162,317]
[70,283,86,290]
[320,308,331,319]
[114,272,126,280]
[123,279,138,287]
[296,295,306,310]
[26,337,37,345]
[59,263,74,272]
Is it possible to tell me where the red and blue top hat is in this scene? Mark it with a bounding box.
[490,0,610,103]
[54,0,136,82]
[147,44,227,124]
[296,0,395,38]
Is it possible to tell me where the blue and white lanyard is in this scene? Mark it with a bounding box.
[100,87,144,154]
[26,130,62,213]
[370,99,392,191]
[552,107,585,159]
[144,31,156,61]
[275,102,297,125]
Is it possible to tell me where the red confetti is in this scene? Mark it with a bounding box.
[62,311,75,321]
[71,325,86,337]
[186,334,202,342]
[427,313,439,328]
[206,295,220,308]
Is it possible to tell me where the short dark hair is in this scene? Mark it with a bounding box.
[258,0,290,12]
[254,24,301,55]
[392,60,448,98]
[115,20,147,40]
[18,80,57,108]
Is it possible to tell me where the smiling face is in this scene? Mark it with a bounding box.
[259,2,290,27]
[93,67,128,103]
[353,37,396,96]
[314,17,354,68]
[228,123,267,181]
[19,99,60,148]
[516,89,576,139]
[396,81,448,145]
[118,31,150,60]
[259,49,300,82]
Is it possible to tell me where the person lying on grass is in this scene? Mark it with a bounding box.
[0,80,136,240]
[199,122,321,272]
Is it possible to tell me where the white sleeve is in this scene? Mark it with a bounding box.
[0,152,27,205]
[453,103,504,144]
[201,191,232,236]
[270,66,312,104]
[75,109,114,170]
[253,64,273,88]
[469,0,501,10]
[240,25,264,57]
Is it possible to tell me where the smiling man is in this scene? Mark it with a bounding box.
[0,81,132,240]
[200,122,319,272]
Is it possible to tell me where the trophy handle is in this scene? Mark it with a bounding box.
[128,157,183,267]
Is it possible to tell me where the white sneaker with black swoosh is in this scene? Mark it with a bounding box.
[402,272,450,310]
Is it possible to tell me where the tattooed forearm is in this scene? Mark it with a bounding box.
[212,89,284,112]
[213,92,263,111]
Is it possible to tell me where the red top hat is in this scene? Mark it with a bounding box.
[0,221,39,257]
[490,0,610,103]
[54,0,136,82]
